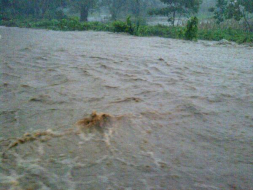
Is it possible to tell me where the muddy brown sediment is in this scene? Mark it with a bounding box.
[2,130,62,156]
[76,111,112,128]
[0,27,253,190]
[2,112,115,156]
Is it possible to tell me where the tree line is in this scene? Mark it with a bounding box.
[209,0,253,31]
[0,0,162,21]
[0,0,252,31]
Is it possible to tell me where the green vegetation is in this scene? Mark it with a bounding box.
[1,17,252,44]
[198,28,253,44]
[113,16,134,34]
[0,0,162,22]
[149,0,202,26]
[185,17,199,41]
[0,0,252,44]
[209,0,253,31]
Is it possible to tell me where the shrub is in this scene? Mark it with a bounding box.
[112,16,134,34]
[126,16,134,35]
[185,17,199,41]
[58,17,82,31]
[1,17,252,44]
[113,20,129,33]
[85,21,113,31]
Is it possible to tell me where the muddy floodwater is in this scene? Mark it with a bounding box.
[0,26,253,190]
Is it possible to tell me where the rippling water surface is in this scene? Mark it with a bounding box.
[0,26,253,190]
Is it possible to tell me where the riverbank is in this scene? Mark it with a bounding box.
[1,17,253,44]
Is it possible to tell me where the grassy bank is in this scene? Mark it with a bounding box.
[1,17,252,44]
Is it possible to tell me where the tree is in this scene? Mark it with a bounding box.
[149,0,202,26]
[210,0,253,31]
[102,0,144,20]
[129,0,141,17]
[0,0,66,19]
[70,0,98,21]
[226,0,253,31]
[100,0,162,20]
[185,16,198,40]
[209,0,227,24]
[0,0,9,17]
[102,0,125,20]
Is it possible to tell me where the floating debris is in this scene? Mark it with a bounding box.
[111,97,142,103]
[76,111,112,129]
[1,112,115,157]
[2,129,63,157]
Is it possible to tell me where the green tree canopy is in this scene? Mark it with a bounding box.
[149,0,202,26]
[210,0,253,31]
[101,0,125,20]
[70,0,98,21]
[0,0,66,19]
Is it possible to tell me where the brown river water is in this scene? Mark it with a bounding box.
[0,26,253,190]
